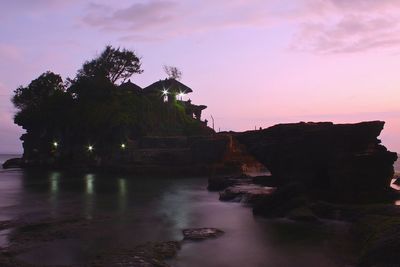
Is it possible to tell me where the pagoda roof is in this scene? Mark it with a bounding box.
[143,78,193,94]
[118,79,142,92]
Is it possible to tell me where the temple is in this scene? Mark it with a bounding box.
[120,78,207,122]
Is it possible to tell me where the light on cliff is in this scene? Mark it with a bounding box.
[88,145,93,152]
[121,143,126,149]
[53,142,58,148]
[162,88,169,96]
[177,91,185,100]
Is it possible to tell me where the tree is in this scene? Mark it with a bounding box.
[163,65,182,80]
[76,46,143,84]
[12,71,65,111]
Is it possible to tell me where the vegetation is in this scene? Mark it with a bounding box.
[12,46,212,160]
[163,65,182,80]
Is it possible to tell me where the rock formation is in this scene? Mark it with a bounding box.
[236,121,398,202]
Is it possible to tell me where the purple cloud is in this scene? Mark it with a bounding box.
[290,0,400,53]
[81,0,274,41]
[80,0,400,53]
[82,1,179,32]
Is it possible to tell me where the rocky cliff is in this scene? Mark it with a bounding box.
[236,121,398,202]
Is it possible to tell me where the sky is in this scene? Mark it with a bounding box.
[1,0,400,154]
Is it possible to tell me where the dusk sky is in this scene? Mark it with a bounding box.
[1,0,400,153]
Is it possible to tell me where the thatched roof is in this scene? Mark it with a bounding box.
[142,79,193,94]
[119,80,142,92]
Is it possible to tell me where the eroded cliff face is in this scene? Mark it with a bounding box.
[236,121,398,202]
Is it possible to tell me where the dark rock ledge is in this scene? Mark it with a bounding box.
[182,228,224,241]
[0,217,224,267]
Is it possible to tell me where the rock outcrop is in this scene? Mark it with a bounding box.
[2,158,22,169]
[237,121,398,202]
[182,228,224,240]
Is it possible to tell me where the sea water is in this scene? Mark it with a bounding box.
[0,154,390,266]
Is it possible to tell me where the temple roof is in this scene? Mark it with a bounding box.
[143,78,193,94]
[118,79,142,92]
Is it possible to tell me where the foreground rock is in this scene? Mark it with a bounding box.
[2,158,22,169]
[92,241,181,267]
[352,213,400,267]
[208,174,277,192]
[393,173,400,185]
[237,121,398,203]
[207,174,252,191]
[182,228,224,240]
[219,184,275,203]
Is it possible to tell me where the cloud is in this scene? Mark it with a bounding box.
[82,1,179,32]
[81,0,275,41]
[80,0,400,53]
[291,0,400,53]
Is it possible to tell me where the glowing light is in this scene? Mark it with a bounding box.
[162,88,169,96]
[88,145,93,151]
[53,142,58,148]
[121,143,126,149]
[177,91,185,100]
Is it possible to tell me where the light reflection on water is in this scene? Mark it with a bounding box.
[0,169,355,267]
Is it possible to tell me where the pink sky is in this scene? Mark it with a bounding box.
[0,0,400,153]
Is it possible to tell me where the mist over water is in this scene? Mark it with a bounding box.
[0,162,355,267]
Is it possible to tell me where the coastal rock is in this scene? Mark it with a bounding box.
[237,121,398,203]
[393,176,400,185]
[252,183,309,218]
[92,241,181,267]
[207,174,251,191]
[2,158,22,169]
[252,175,279,187]
[182,228,224,240]
[286,207,319,222]
[219,184,275,203]
[352,215,400,267]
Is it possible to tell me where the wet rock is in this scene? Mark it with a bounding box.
[2,158,22,169]
[219,184,275,203]
[182,228,224,240]
[252,183,308,218]
[286,207,319,222]
[393,175,400,185]
[92,241,181,267]
[352,215,400,267]
[0,220,15,231]
[207,174,251,191]
[252,175,279,187]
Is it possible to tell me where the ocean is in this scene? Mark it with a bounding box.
[0,154,355,267]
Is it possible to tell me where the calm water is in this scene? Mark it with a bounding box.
[0,154,384,266]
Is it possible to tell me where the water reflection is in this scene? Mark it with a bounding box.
[50,172,60,194]
[49,172,61,216]
[85,174,95,195]
[118,178,127,213]
[119,178,127,197]
[0,170,358,267]
[84,174,95,219]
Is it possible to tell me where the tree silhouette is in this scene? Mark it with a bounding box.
[12,71,65,110]
[76,45,143,84]
[163,65,182,80]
